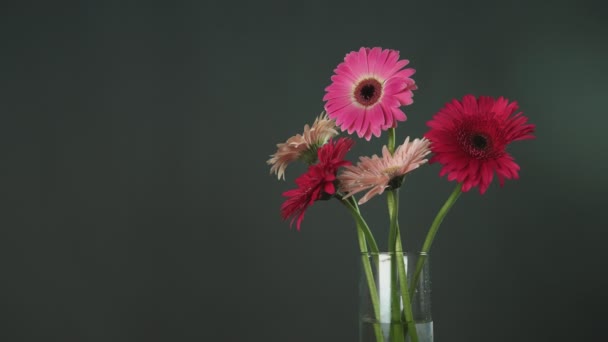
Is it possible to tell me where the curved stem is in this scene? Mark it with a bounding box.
[342,197,379,254]
[357,227,384,342]
[410,183,463,297]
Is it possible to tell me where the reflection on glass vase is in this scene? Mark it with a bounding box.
[359,252,432,342]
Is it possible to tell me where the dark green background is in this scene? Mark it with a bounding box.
[2,0,607,341]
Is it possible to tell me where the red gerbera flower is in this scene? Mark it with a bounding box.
[425,95,535,194]
[281,138,354,230]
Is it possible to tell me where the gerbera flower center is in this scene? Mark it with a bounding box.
[388,175,404,190]
[382,166,404,189]
[457,130,498,160]
[354,78,382,107]
[383,166,401,176]
[471,134,488,150]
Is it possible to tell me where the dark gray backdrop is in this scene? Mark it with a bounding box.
[2,0,607,341]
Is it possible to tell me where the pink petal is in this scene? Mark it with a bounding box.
[326,97,354,112]
[391,107,407,122]
[367,47,382,76]
[383,78,407,95]
[394,90,414,105]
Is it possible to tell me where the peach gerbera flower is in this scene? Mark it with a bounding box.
[338,137,431,204]
[267,112,339,180]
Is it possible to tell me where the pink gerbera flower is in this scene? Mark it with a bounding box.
[267,112,338,180]
[281,138,354,230]
[338,137,431,204]
[323,47,417,141]
[425,95,536,194]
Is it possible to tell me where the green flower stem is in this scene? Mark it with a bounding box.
[339,198,384,342]
[387,190,403,341]
[388,190,418,342]
[357,225,385,342]
[346,196,380,254]
[387,129,399,340]
[388,128,396,153]
[409,183,463,298]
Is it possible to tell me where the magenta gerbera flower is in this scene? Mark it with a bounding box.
[425,95,536,194]
[323,47,417,141]
[281,138,354,230]
[338,137,431,204]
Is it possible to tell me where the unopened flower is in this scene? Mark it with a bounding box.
[281,138,354,230]
[338,137,430,204]
[267,112,338,180]
[425,95,535,194]
[323,47,417,141]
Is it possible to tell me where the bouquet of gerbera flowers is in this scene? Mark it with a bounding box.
[268,47,535,342]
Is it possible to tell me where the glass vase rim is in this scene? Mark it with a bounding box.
[361,251,428,256]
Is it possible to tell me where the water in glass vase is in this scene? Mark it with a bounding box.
[360,317,433,342]
[406,321,433,342]
[359,253,434,342]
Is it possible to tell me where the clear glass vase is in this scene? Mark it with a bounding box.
[359,252,433,342]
